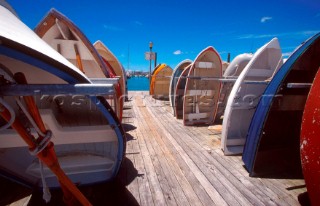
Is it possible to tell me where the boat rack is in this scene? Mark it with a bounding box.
[154,75,311,88]
[89,77,119,84]
[0,83,115,96]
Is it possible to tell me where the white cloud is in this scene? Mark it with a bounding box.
[237,30,320,39]
[173,50,182,55]
[103,24,123,31]
[282,52,292,58]
[134,21,143,26]
[261,16,272,23]
[237,34,275,39]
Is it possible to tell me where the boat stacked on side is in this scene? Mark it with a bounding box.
[214,53,252,124]
[0,2,127,204]
[34,8,126,122]
[174,64,192,119]
[221,38,283,155]
[94,40,127,121]
[183,46,222,126]
[150,63,173,99]
[242,33,320,179]
[169,59,192,116]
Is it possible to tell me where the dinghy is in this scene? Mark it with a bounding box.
[169,59,192,116]
[301,66,320,206]
[243,33,320,177]
[150,63,173,99]
[183,46,222,125]
[214,53,253,123]
[222,61,229,74]
[0,3,126,191]
[34,9,121,119]
[94,40,126,121]
[221,38,283,155]
[94,40,127,101]
[174,65,192,119]
[150,64,163,95]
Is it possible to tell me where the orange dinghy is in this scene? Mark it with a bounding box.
[150,64,173,99]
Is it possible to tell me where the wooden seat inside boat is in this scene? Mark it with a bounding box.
[0,109,117,148]
[51,39,93,60]
[185,89,215,96]
[26,153,115,178]
[186,112,210,120]
[195,61,216,69]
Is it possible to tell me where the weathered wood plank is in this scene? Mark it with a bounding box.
[143,98,229,206]
[145,98,253,206]
[131,101,171,206]
[139,102,216,206]
[144,94,305,206]
[138,99,203,206]
[125,131,141,205]
[131,130,155,206]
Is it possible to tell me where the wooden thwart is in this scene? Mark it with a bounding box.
[185,89,215,96]
[187,112,209,120]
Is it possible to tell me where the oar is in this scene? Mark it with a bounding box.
[13,72,92,206]
[74,44,85,73]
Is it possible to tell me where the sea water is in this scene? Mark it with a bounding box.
[127,76,149,91]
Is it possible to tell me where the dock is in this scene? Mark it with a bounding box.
[0,91,307,205]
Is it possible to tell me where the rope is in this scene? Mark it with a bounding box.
[40,160,51,203]
[0,97,16,130]
[15,97,46,137]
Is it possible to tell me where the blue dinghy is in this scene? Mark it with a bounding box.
[243,32,320,177]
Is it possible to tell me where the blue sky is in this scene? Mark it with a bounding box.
[6,0,320,72]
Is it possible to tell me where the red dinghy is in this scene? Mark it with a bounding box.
[301,67,320,206]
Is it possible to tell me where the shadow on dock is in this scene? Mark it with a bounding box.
[122,123,137,133]
[0,156,140,206]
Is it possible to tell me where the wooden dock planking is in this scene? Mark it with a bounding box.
[0,91,307,205]
[141,92,305,205]
[140,104,216,206]
[125,132,141,205]
[145,97,255,206]
[137,99,204,206]
[133,100,174,205]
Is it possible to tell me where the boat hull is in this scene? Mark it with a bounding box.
[0,5,125,188]
[214,53,252,123]
[221,38,282,155]
[301,68,320,206]
[169,59,192,116]
[243,33,320,177]
[183,46,222,126]
[174,65,191,119]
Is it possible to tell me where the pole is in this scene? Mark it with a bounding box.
[149,41,153,94]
